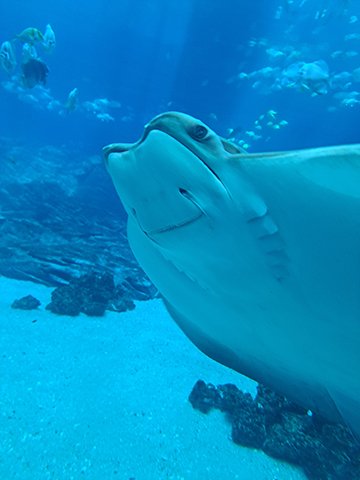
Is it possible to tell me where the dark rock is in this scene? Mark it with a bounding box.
[46,285,81,316]
[255,385,316,433]
[256,384,307,416]
[321,424,360,480]
[108,288,136,313]
[264,415,360,480]
[189,380,360,480]
[263,423,299,462]
[81,301,107,317]
[281,411,316,436]
[11,294,40,310]
[264,421,342,480]
[217,383,254,418]
[46,272,138,317]
[232,403,266,449]
[321,423,358,452]
[188,380,221,414]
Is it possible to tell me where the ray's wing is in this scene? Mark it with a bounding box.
[232,144,360,196]
[227,144,360,440]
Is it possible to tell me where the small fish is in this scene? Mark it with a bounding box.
[65,87,78,113]
[331,51,343,58]
[20,58,49,89]
[333,91,359,100]
[209,113,217,120]
[281,62,303,88]
[83,98,120,113]
[267,121,273,126]
[332,71,353,89]
[286,50,301,61]
[345,51,358,57]
[341,96,359,106]
[18,93,39,104]
[89,98,104,112]
[245,130,255,137]
[266,48,285,58]
[245,131,261,141]
[257,38,268,48]
[226,126,242,139]
[349,15,358,24]
[7,155,17,166]
[279,120,288,126]
[230,126,243,135]
[47,99,62,111]
[0,41,16,76]
[43,24,56,55]
[342,98,360,106]
[344,34,360,41]
[272,124,280,130]
[257,66,277,78]
[14,28,44,45]
[267,110,277,118]
[274,6,283,20]
[22,43,37,62]
[97,113,114,122]
[353,67,360,82]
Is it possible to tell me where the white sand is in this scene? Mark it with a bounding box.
[0,276,308,480]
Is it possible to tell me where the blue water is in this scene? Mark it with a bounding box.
[1,0,360,159]
[1,1,360,478]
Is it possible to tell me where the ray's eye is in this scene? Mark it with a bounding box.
[192,124,208,140]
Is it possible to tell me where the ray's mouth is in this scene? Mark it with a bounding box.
[142,211,204,236]
[135,187,205,237]
[103,143,130,167]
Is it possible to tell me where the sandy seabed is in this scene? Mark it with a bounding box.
[0,276,308,480]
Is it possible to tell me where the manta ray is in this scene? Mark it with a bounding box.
[103,112,360,442]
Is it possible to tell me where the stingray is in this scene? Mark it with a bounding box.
[103,112,360,441]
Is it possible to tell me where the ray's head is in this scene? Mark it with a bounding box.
[103,112,240,241]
